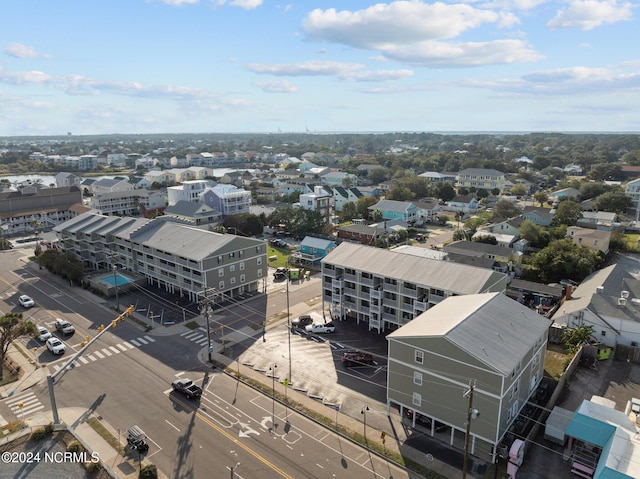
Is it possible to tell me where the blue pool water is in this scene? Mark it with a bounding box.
[100,273,133,287]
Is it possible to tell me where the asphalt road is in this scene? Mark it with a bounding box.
[1,250,415,479]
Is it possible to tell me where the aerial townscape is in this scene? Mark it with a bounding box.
[2,1,640,479]
[1,131,640,479]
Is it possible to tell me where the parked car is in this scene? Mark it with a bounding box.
[273,267,289,279]
[291,314,313,329]
[18,295,35,308]
[342,350,375,367]
[54,318,75,335]
[46,337,66,355]
[305,322,335,334]
[36,326,52,342]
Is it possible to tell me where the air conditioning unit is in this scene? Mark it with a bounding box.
[621,290,630,299]
[596,286,604,294]
[618,297,627,307]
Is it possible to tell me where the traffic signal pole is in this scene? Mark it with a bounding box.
[47,305,135,424]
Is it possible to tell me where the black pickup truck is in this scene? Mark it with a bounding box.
[171,378,202,399]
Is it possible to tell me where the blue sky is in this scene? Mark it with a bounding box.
[0,0,638,135]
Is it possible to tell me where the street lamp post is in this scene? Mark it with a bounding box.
[286,270,291,386]
[462,380,479,479]
[269,364,278,430]
[361,406,370,441]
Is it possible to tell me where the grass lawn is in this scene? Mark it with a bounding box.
[266,245,291,268]
[624,233,640,252]
[545,343,571,379]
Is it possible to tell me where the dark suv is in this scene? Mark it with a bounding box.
[341,350,375,367]
[291,314,313,329]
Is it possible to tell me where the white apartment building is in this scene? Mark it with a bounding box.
[88,189,166,216]
[167,180,215,206]
[202,184,251,218]
[299,185,333,223]
[321,242,508,333]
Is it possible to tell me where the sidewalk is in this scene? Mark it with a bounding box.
[2,257,465,479]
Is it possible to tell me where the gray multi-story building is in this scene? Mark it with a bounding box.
[320,242,508,332]
[54,211,267,302]
[387,292,549,463]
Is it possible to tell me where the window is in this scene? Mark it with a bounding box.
[218,255,223,264]
[230,277,236,284]
[218,268,224,277]
[412,392,422,407]
[415,350,424,365]
[239,262,245,270]
[257,268,263,277]
[510,379,520,400]
[257,257,262,265]
[218,281,224,290]
[601,330,606,337]
[240,274,245,283]
[413,371,423,386]
[230,265,235,272]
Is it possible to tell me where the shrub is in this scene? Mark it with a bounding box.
[139,464,158,479]
[30,423,54,441]
[66,440,83,453]
[86,461,103,474]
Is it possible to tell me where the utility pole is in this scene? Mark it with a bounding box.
[462,379,479,479]
[199,287,215,362]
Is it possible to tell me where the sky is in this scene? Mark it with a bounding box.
[0,0,639,136]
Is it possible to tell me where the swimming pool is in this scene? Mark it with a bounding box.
[99,273,134,287]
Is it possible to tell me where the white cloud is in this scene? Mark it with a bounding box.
[0,69,53,84]
[158,0,199,5]
[246,60,414,82]
[547,0,634,30]
[4,43,51,59]
[301,1,537,67]
[253,80,298,93]
[211,0,263,9]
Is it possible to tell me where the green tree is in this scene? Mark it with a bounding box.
[491,199,522,220]
[533,191,548,207]
[435,182,456,202]
[594,188,632,213]
[563,325,594,355]
[519,219,547,247]
[552,200,583,226]
[339,202,358,222]
[356,196,378,218]
[510,183,528,197]
[223,213,264,237]
[1,313,37,381]
[523,238,603,283]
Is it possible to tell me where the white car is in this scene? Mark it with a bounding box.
[36,326,52,342]
[18,295,35,308]
[46,337,66,355]
[305,322,336,334]
[54,318,75,335]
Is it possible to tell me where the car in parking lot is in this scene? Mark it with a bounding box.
[341,350,375,367]
[36,326,52,342]
[305,322,335,334]
[269,238,288,248]
[54,318,75,335]
[291,314,313,330]
[46,337,66,355]
[18,295,35,308]
[273,267,289,279]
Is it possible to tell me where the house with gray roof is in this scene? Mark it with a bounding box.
[387,292,549,463]
[369,199,419,223]
[91,177,134,195]
[551,254,640,348]
[456,168,506,192]
[54,211,267,303]
[522,207,554,226]
[164,200,221,227]
[321,242,508,332]
[88,189,165,217]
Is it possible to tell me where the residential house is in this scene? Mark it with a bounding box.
[368,199,419,223]
[418,171,457,184]
[387,292,549,463]
[163,200,221,227]
[220,171,244,187]
[625,178,640,213]
[551,253,640,347]
[506,278,565,313]
[331,186,362,212]
[578,211,616,231]
[522,207,554,226]
[54,212,268,303]
[55,172,81,189]
[144,170,177,187]
[290,236,337,267]
[566,226,611,254]
[167,180,215,206]
[456,168,506,192]
[88,189,166,216]
[321,171,357,187]
[91,178,134,196]
[202,184,251,218]
[321,242,508,332]
[443,195,479,214]
[299,185,332,223]
[562,397,640,479]
[413,199,442,224]
[336,223,389,245]
[550,187,580,202]
[443,240,518,272]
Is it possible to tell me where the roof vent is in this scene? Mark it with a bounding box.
[621,290,630,299]
[632,298,640,306]
[618,297,627,307]
[596,286,604,294]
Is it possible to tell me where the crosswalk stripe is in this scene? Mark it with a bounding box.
[7,393,36,407]
[129,339,141,347]
[183,332,199,339]
[196,338,208,345]
[123,342,134,349]
[117,344,128,352]
[136,337,148,345]
[79,356,89,364]
[180,330,191,337]
[53,364,60,371]
[190,334,205,342]
[94,351,105,359]
[143,336,155,342]
[87,354,96,361]
[109,346,120,354]
[102,348,112,357]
